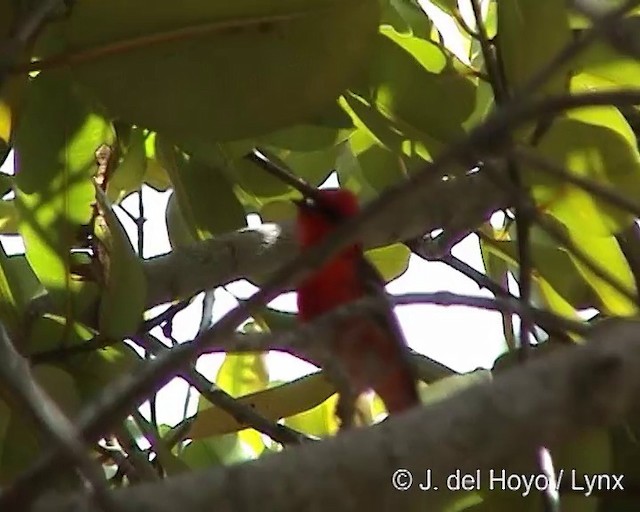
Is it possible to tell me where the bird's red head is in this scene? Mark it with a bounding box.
[294,188,360,249]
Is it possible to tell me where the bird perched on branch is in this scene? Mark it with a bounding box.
[294,188,419,428]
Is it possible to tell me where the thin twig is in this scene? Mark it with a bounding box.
[511,146,640,218]
[535,214,639,305]
[137,333,310,446]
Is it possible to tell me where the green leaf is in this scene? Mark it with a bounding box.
[0,174,12,197]
[188,372,334,439]
[283,393,339,437]
[60,343,141,403]
[260,200,297,224]
[165,192,196,249]
[482,236,596,310]
[365,243,411,282]
[430,0,458,16]
[94,186,147,339]
[215,353,269,399]
[574,34,640,90]
[0,364,81,482]
[353,26,476,145]
[24,314,93,356]
[14,71,113,323]
[31,364,82,417]
[0,405,41,482]
[497,0,570,95]
[526,114,640,236]
[158,139,247,240]
[214,352,269,454]
[381,0,432,37]
[0,253,43,346]
[143,133,172,191]
[567,231,637,316]
[0,200,19,234]
[181,432,256,469]
[256,119,353,152]
[107,126,146,203]
[42,0,380,141]
[0,0,24,147]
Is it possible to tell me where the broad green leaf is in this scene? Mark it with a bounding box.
[165,192,196,249]
[40,0,380,141]
[526,116,640,236]
[482,238,596,310]
[159,139,247,240]
[0,252,43,347]
[283,393,339,437]
[214,352,269,454]
[267,144,342,188]
[215,353,269,400]
[0,174,12,197]
[0,406,41,482]
[143,133,172,191]
[479,236,516,349]
[24,313,93,358]
[0,1,23,147]
[365,243,411,282]
[353,26,475,145]
[32,364,82,417]
[383,0,432,37]
[0,76,24,149]
[0,364,80,482]
[107,126,146,203]
[188,372,334,439]
[260,200,297,224]
[94,186,147,339]
[256,109,354,151]
[181,432,256,469]
[60,343,140,402]
[0,244,24,339]
[497,0,570,95]
[534,278,581,326]
[338,96,437,195]
[430,0,458,16]
[13,71,112,323]
[342,93,439,161]
[569,74,638,148]
[567,231,637,316]
[574,34,640,89]
[0,200,18,234]
[346,128,423,192]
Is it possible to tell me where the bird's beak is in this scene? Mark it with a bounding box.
[292,197,314,210]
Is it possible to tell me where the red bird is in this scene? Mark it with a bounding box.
[294,188,419,425]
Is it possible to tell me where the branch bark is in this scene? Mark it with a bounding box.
[142,168,511,308]
[31,318,640,512]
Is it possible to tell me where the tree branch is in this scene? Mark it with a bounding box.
[29,318,640,512]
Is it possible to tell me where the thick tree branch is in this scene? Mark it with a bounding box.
[30,318,640,512]
[142,168,510,308]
